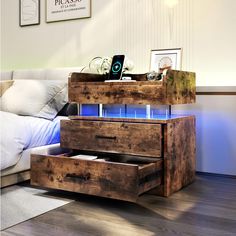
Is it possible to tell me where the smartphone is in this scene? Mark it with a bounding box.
[108,55,125,80]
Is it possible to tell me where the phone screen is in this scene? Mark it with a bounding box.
[108,55,125,80]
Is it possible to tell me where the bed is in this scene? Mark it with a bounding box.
[0,67,82,187]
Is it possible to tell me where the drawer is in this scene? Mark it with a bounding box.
[61,120,162,157]
[31,152,163,202]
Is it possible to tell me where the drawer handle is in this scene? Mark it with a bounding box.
[65,173,90,182]
[95,135,117,140]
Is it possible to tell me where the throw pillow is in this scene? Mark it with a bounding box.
[1,80,68,120]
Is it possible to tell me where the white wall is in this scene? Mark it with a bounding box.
[1,0,236,175]
[1,0,236,86]
[173,93,236,176]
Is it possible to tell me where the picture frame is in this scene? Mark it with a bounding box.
[19,0,40,27]
[46,0,91,23]
[150,48,182,73]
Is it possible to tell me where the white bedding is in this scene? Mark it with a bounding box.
[0,111,63,170]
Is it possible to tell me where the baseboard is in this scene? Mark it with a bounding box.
[196,171,236,179]
[1,170,30,188]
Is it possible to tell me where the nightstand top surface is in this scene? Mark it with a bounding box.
[69,114,195,124]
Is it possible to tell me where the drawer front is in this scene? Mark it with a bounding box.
[69,81,166,105]
[31,154,163,202]
[61,120,162,157]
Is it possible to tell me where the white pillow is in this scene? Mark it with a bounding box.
[1,80,68,120]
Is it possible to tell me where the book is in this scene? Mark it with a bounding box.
[71,155,97,160]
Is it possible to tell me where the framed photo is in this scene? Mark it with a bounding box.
[19,0,40,27]
[150,48,182,73]
[46,0,91,23]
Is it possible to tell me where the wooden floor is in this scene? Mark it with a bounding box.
[2,174,236,236]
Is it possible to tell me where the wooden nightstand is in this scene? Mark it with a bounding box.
[31,70,196,202]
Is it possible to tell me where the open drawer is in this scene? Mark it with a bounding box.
[31,152,163,202]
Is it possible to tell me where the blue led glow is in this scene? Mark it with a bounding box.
[81,104,186,120]
[81,104,99,116]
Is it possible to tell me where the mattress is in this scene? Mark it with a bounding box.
[0,111,65,171]
[1,143,68,177]
[1,149,32,176]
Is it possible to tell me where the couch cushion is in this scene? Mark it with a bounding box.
[13,69,45,80]
[12,69,45,80]
[45,67,84,80]
[0,71,13,81]
[12,67,84,81]
[1,80,68,120]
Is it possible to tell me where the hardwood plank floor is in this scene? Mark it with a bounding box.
[2,175,236,236]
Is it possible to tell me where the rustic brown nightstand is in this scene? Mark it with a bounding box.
[31,70,196,202]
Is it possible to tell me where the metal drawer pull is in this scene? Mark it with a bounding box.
[65,173,91,182]
[95,135,117,140]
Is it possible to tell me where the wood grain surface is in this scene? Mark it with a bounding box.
[165,116,196,196]
[68,114,195,124]
[69,80,166,105]
[31,154,163,202]
[3,175,236,236]
[68,69,195,105]
[165,69,196,104]
[60,120,162,157]
[151,116,196,197]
